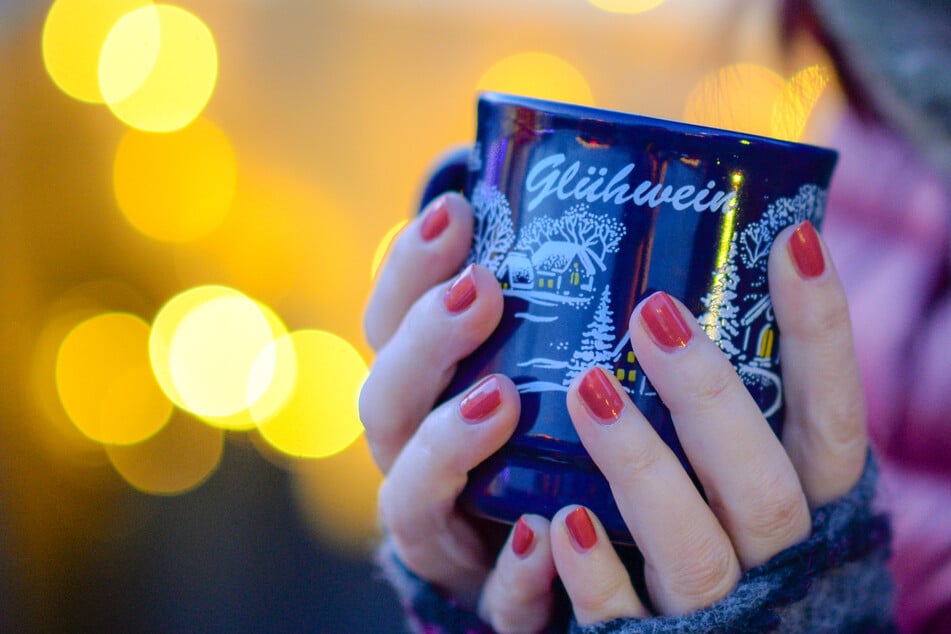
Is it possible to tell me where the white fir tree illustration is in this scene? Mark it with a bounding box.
[468,181,515,274]
[698,242,743,359]
[564,284,616,384]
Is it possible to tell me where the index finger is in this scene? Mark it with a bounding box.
[364,193,474,350]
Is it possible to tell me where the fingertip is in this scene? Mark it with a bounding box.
[479,515,557,633]
[550,506,648,624]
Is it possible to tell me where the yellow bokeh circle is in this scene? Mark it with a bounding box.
[256,330,367,459]
[371,219,408,279]
[168,293,276,419]
[588,0,667,14]
[99,5,218,132]
[42,0,154,103]
[113,117,237,243]
[683,63,786,137]
[56,312,173,445]
[477,52,595,106]
[150,286,291,427]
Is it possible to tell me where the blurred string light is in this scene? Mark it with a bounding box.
[771,64,832,142]
[683,63,786,137]
[588,0,667,14]
[371,220,408,278]
[256,330,367,459]
[56,313,173,445]
[99,4,218,132]
[42,0,218,132]
[41,0,153,103]
[476,52,595,106]
[150,286,293,426]
[32,281,154,460]
[113,117,237,242]
[683,63,832,142]
[105,411,224,495]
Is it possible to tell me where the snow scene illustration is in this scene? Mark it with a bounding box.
[467,179,827,416]
[697,183,827,417]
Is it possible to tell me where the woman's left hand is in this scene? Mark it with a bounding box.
[492,221,870,624]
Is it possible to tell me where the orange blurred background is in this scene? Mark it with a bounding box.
[0,0,840,630]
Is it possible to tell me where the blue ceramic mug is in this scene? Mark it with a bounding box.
[421,92,837,544]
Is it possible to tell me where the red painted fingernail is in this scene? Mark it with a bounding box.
[459,375,502,423]
[420,196,450,242]
[788,221,825,279]
[579,367,623,423]
[512,518,535,558]
[640,292,693,351]
[444,265,477,313]
[565,507,598,553]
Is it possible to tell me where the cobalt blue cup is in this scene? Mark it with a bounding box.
[422,92,838,544]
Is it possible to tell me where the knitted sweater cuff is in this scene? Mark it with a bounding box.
[378,453,894,634]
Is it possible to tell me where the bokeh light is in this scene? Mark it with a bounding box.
[41,0,153,103]
[99,5,218,132]
[150,286,293,429]
[588,0,667,14]
[683,63,786,137]
[198,302,296,431]
[292,436,384,554]
[476,52,595,106]
[256,330,367,459]
[56,313,173,445]
[166,291,278,419]
[371,219,408,278]
[771,64,832,142]
[105,411,224,495]
[113,117,237,242]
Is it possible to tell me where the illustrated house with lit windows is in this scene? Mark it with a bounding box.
[609,332,639,389]
[498,241,598,295]
[740,294,778,365]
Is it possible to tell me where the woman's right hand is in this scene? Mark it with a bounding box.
[359,193,558,633]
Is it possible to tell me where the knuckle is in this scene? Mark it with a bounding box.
[686,367,736,409]
[743,480,811,546]
[819,391,867,454]
[666,532,739,604]
[616,441,664,486]
[572,573,631,617]
[802,294,853,342]
[484,580,551,634]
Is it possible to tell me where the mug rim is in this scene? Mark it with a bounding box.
[479,91,838,159]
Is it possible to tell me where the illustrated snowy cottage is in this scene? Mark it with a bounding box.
[739,294,778,365]
[498,241,598,295]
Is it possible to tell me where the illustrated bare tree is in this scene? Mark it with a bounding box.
[564,284,616,384]
[469,182,515,274]
[515,204,626,269]
[738,184,827,275]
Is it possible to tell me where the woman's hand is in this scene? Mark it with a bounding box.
[362,189,868,631]
[549,220,868,622]
[360,193,558,633]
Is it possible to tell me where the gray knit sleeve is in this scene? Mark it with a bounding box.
[379,454,894,634]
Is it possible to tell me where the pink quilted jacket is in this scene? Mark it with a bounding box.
[824,113,951,633]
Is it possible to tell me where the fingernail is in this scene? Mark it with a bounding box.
[459,375,502,423]
[444,264,477,313]
[579,367,624,423]
[565,507,598,553]
[512,517,535,558]
[640,292,692,351]
[420,196,450,242]
[788,221,825,279]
